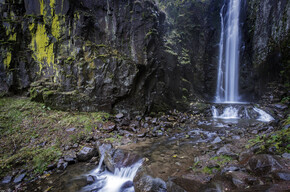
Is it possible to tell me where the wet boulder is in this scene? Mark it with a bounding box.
[134,174,167,192]
[57,159,68,170]
[216,144,238,159]
[225,171,258,188]
[2,175,13,184]
[77,147,98,162]
[246,154,286,176]
[271,170,290,181]
[166,177,203,192]
[166,180,186,192]
[13,173,26,183]
[87,175,97,184]
[239,146,259,164]
[120,180,134,192]
[102,122,116,133]
[63,151,77,164]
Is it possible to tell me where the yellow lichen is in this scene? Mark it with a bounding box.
[39,0,44,15]
[29,23,35,31]
[4,52,12,69]
[8,33,16,41]
[30,23,55,74]
[52,15,61,39]
[50,0,56,15]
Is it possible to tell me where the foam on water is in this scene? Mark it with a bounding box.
[81,155,142,192]
[212,106,239,119]
[253,107,274,122]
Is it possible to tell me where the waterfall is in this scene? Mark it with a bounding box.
[216,0,241,103]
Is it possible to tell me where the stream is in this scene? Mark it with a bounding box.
[32,104,277,192]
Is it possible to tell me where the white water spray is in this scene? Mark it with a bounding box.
[211,106,219,118]
[82,155,142,192]
[216,0,241,103]
[213,106,239,119]
[253,107,274,122]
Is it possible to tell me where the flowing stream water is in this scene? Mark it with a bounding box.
[81,155,142,192]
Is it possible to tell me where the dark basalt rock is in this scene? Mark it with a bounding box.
[120,180,134,192]
[57,159,68,170]
[1,175,13,184]
[77,147,98,162]
[0,0,288,112]
[246,154,286,176]
[87,175,97,184]
[225,171,259,188]
[134,174,167,192]
[13,173,26,183]
[271,171,290,181]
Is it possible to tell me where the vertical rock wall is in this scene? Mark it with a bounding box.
[241,0,290,101]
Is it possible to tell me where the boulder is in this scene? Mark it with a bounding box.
[271,170,290,181]
[120,180,134,192]
[116,113,124,119]
[216,144,238,159]
[166,180,186,192]
[102,122,116,133]
[77,147,98,162]
[13,173,26,183]
[57,159,68,170]
[247,154,286,176]
[225,171,258,188]
[87,175,97,184]
[2,175,13,184]
[166,177,203,192]
[134,175,167,192]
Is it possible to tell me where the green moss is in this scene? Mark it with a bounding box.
[210,155,232,166]
[0,97,111,176]
[165,49,178,56]
[33,146,61,174]
[246,128,290,154]
[182,88,188,93]
[202,166,219,174]
[43,90,56,100]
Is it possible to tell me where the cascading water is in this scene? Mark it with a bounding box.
[212,106,239,119]
[81,155,142,192]
[253,107,275,122]
[216,0,241,103]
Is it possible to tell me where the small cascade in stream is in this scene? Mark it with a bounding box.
[244,107,250,119]
[212,106,239,119]
[81,155,142,192]
[212,105,274,122]
[253,107,275,122]
[211,106,219,118]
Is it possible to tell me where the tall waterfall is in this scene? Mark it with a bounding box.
[216,0,241,103]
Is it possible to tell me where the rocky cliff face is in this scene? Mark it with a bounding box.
[0,0,173,113]
[241,0,290,101]
[0,0,289,113]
